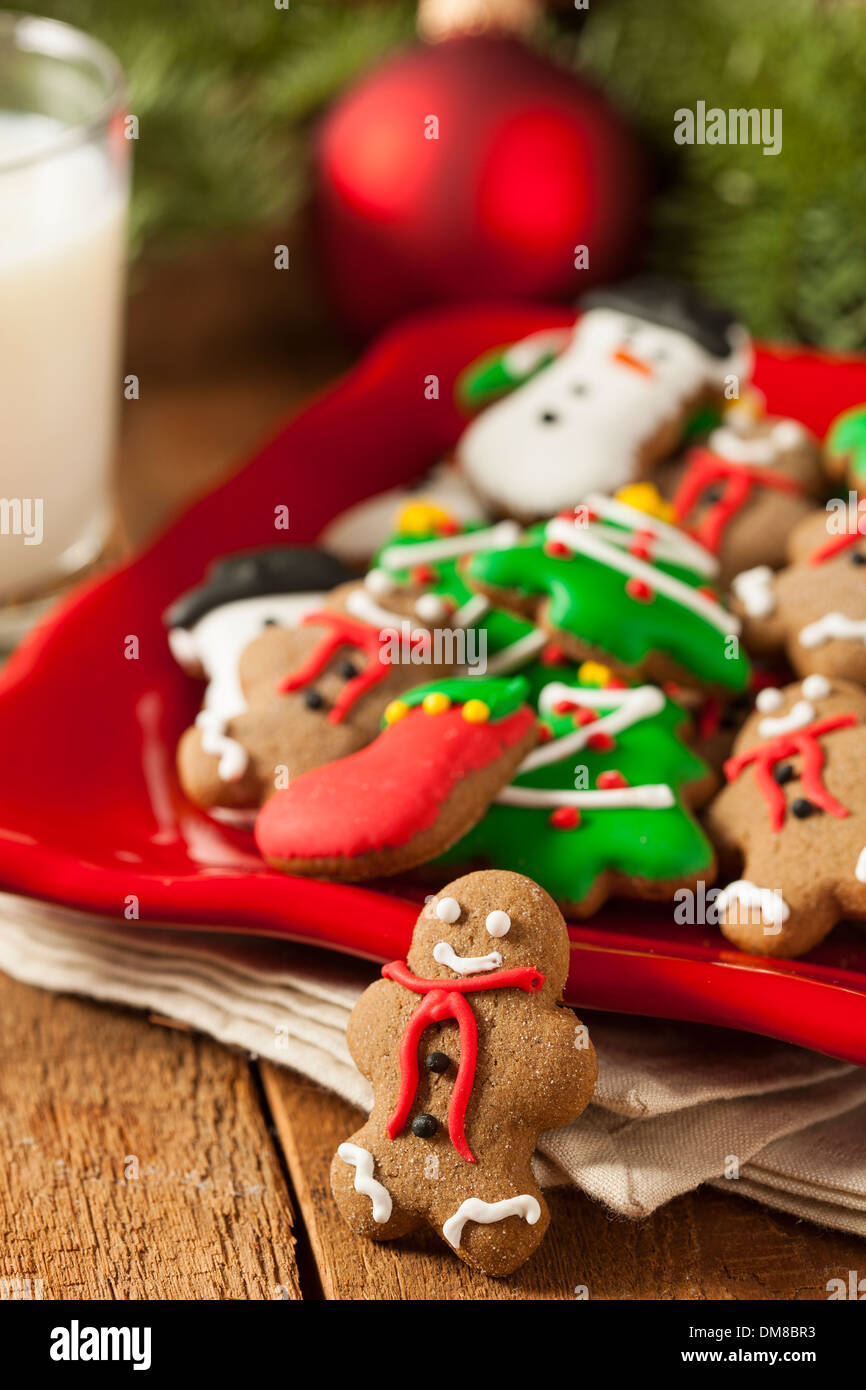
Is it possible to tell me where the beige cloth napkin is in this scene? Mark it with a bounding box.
[1,891,864,1233]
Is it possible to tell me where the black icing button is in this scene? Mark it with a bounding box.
[411,1113,438,1139]
[426,1051,450,1074]
[303,689,325,710]
[773,763,796,785]
[792,798,818,818]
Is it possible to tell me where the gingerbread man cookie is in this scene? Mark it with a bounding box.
[456,276,751,521]
[730,507,866,686]
[705,675,866,957]
[330,871,597,1276]
[657,413,825,584]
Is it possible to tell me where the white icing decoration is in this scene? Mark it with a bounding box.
[497,783,675,810]
[545,517,740,636]
[801,674,831,701]
[433,941,502,975]
[799,612,866,649]
[378,519,521,572]
[715,879,790,927]
[345,588,428,636]
[452,593,490,627]
[469,628,546,676]
[855,848,866,884]
[337,1143,392,1224]
[435,896,461,924]
[523,683,666,773]
[731,565,776,619]
[414,593,448,622]
[168,591,326,783]
[709,418,806,465]
[318,461,488,565]
[365,567,396,596]
[458,306,750,517]
[758,699,816,739]
[485,910,511,938]
[583,492,718,578]
[443,1195,541,1250]
[755,687,784,713]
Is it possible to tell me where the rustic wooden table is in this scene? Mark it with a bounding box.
[1,244,863,1300]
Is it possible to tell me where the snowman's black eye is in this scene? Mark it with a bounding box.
[571,383,587,395]
[654,349,669,362]
[850,552,866,566]
[262,617,278,627]
[539,410,559,424]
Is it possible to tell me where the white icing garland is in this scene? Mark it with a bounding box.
[497,783,675,810]
[545,517,740,635]
[345,588,429,636]
[443,1195,542,1250]
[521,683,666,773]
[378,519,521,571]
[336,1143,392,1224]
[582,492,719,578]
[469,627,546,676]
[799,612,866,649]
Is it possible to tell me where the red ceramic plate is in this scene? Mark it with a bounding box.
[2,303,866,1064]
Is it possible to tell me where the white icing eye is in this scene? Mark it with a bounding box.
[801,674,830,701]
[485,910,511,938]
[365,568,395,596]
[415,593,448,623]
[435,897,461,924]
[756,687,784,713]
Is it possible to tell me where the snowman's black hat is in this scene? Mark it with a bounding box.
[163,546,354,630]
[581,275,741,358]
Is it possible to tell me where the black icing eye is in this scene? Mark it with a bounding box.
[539,410,559,424]
[774,763,796,785]
[704,486,725,504]
[850,552,866,566]
[792,797,818,818]
[262,617,279,627]
[303,689,325,711]
[339,659,359,680]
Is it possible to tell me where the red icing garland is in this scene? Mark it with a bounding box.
[275,610,396,724]
[724,714,857,832]
[381,959,544,1163]
[672,448,805,555]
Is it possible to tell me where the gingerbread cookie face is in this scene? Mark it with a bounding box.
[456,276,750,521]
[464,493,750,694]
[170,564,456,813]
[706,676,866,957]
[438,671,716,916]
[731,507,866,685]
[658,414,825,584]
[330,871,597,1276]
[255,677,538,880]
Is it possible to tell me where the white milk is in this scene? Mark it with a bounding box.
[0,111,127,599]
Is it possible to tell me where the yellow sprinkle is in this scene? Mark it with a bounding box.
[577,661,614,688]
[396,501,455,537]
[461,699,490,724]
[384,700,409,724]
[422,691,452,715]
[615,482,676,525]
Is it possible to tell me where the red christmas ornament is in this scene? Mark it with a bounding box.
[314,31,647,336]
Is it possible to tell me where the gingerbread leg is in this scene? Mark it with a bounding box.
[433,1182,550,1277]
[715,870,838,958]
[330,1135,421,1243]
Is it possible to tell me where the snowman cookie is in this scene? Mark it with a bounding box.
[168,557,457,814]
[730,507,866,686]
[706,676,866,957]
[657,413,825,584]
[456,276,751,521]
[463,492,750,694]
[330,871,597,1276]
[255,677,538,880]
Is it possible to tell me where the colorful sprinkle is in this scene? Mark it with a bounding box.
[545,540,572,559]
[574,708,599,727]
[461,699,490,724]
[549,806,580,830]
[553,698,578,714]
[588,731,616,752]
[412,564,437,585]
[615,482,676,524]
[422,691,451,716]
[597,770,628,790]
[384,700,409,724]
[626,577,654,603]
[540,643,569,667]
[537,723,554,743]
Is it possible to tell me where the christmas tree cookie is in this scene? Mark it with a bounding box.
[825,403,866,494]
[255,677,537,880]
[437,668,716,918]
[464,492,750,693]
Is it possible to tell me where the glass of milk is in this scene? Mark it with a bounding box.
[0,12,129,645]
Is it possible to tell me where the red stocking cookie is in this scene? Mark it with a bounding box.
[330,871,597,1276]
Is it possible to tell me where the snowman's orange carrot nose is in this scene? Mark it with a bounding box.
[613,347,653,376]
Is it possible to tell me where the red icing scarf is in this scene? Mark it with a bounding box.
[724,714,857,832]
[381,958,545,1163]
[276,610,412,725]
[673,447,805,555]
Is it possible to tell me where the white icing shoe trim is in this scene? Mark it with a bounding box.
[443,1195,542,1250]
[337,1143,392,1224]
[433,941,502,975]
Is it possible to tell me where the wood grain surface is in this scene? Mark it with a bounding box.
[0,238,863,1301]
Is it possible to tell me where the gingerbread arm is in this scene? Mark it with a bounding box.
[345,978,406,1082]
[518,1007,598,1132]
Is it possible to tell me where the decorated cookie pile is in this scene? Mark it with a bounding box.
[164,276,866,964]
